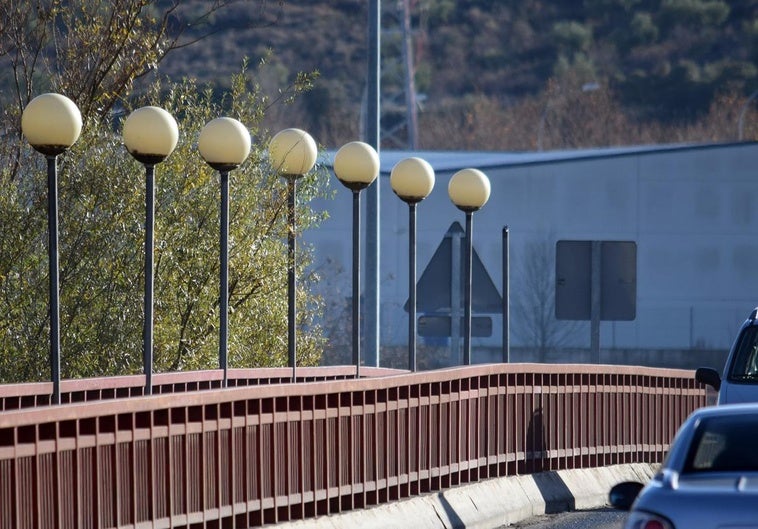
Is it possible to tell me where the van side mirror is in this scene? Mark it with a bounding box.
[695,367,721,391]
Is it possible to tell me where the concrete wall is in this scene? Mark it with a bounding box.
[276,463,657,529]
[304,142,758,367]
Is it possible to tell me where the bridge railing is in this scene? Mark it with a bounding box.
[0,366,403,410]
[0,363,705,529]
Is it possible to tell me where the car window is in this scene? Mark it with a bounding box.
[728,325,758,381]
[683,416,758,473]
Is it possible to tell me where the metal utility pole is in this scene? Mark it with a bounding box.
[400,0,418,149]
[364,0,381,367]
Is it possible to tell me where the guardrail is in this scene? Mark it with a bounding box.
[0,363,705,529]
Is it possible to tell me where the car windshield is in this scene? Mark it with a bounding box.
[728,325,758,381]
[683,415,758,473]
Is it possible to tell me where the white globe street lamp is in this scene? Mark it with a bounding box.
[390,157,435,371]
[448,168,491,365]
[123,106,179,395]
[334,141,380,378]
[448,168,491,213]
[199,117,251,387]
[124,106,179,164]
[22,93,82,156]
[21,93,82,404]
[199,117,252,171]
[269,128,318,382]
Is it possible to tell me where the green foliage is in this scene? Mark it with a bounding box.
[424,0,457,23]
[659,0,730,29]
[0,0,329,383]
[552,21,594,54]
[0,151,50,381]
[629,12,659,46]
[0,68,329,383]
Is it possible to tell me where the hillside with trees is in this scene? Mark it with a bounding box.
[151,0,758,149]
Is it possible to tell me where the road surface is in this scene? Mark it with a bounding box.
[500,508,627,528]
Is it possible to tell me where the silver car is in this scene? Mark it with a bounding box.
[610,404,758,528]
[696,307,758,404]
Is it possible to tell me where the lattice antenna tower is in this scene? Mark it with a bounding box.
[379,0,420,149]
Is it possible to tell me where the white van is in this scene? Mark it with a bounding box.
[696,307,758,404]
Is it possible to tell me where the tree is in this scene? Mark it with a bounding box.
[1,69,328,383]
[512,236,582,362]
[0,1,327,382]
[0,1,286,116]
[0,0,286,178]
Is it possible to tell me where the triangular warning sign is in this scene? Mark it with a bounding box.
[405,221,503,313]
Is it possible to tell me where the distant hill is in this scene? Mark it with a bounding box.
[152,0,758,149]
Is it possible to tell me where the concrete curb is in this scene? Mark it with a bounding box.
[275,463,656,528]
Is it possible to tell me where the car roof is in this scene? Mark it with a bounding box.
[690,403,758,419]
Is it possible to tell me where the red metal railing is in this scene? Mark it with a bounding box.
[0,366,403,410]
[0,363,705,529]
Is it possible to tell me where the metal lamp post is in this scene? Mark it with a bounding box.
[21,93,82,405]
[123,106,179,396]
[390,157,435,372]
[198,117,251,387]
[268,128,318,383]
[448,168,490,365]
[333,141,380,378]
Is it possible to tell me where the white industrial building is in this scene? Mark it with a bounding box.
[304,141,758,369]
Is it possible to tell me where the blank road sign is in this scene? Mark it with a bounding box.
[601,241,636,320]
[555,241,592,320]
[555,240,636,321]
